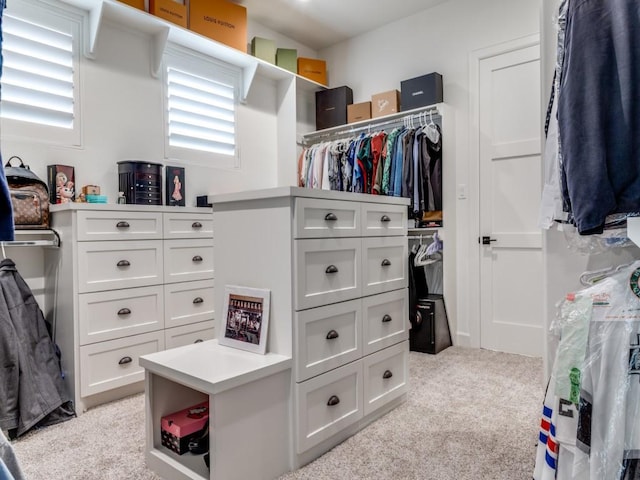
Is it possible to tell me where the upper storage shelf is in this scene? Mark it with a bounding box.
[57,0,326,101]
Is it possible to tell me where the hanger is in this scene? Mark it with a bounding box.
[426,110,440,143]
[579,262,633,286]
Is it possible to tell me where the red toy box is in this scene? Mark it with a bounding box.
[161,401,209,455]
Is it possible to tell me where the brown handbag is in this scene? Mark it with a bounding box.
[4,156,50,229]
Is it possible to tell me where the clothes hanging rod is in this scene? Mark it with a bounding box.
[408,234,435,240]
[301,105,442,145]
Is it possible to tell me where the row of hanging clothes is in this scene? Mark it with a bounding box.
[298,110,443,224]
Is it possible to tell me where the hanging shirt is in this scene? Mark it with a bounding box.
[371,132,386,195]
[383,129,401,195]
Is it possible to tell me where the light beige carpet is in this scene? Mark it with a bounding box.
[10,346,543,480]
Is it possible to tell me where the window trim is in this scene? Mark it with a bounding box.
[163,45,241,169]
[0,0,83,147]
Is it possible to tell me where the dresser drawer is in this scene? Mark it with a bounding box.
[79,330,164,397]
[165,320,215,349]
[295,360,363,453]
[294,198,361,239]
[363,341,408,416]
[294,238,361,310]
[78,240,164,293]
[361,203,407,237]
[362,236,407,296]
[164,279,215,328]
[76,211,163,241]
[163,212,213,239]
[362,289,409,355]
[163,239,214,284]
[78,285,164,345]
[294,299,362,382]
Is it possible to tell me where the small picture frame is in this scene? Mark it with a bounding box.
[219,285,270,354]
[165,165,185,207]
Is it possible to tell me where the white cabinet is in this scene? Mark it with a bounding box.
[46,204,214,414]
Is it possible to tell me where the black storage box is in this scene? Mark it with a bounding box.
[401,72,443,111]
[410,294,452,354]
[315,86,353,130]
[118,161,163,205]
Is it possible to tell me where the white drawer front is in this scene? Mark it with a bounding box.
[363,341,408,416]
[78,285,164,345]
[361,203,407,236]
[295,299,362,382]
[163,212,213,239]
[78,240,164,293]
[362,289,409,355]
[294,198,361,238]
[76,211,163,241]
[165,320,215,349]
[295,360,363,453]
[362,237,407,296]
[164,279,215,328]
[163,239,214,284]
[79,330,164,397]
[295,238,361,310]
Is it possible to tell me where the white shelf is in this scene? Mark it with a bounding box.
[57,0,326,101]
[4,229,60,248]
[628,217,640,247]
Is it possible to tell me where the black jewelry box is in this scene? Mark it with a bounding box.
[400,72,443,111]
[117,161,162,205]
[315,86,353,130]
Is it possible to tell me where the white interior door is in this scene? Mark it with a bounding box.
[479,43,542,356]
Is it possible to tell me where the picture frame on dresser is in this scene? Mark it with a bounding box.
[219,285,270,354]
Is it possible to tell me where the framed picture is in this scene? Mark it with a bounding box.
[219,285,270,354]
[165,165,185,206]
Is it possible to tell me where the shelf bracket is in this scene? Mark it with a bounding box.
[151,27,170,78]
[84,1,105,59]
[240,62,259,104]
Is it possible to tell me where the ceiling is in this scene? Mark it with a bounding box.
[234,0,450,51]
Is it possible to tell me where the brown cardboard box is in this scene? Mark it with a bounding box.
[347,101,372,123]
[189,0,248,52]
[298,57,327,86]
[149,0,187,28]
[117,0,146,11]
[371,90,401,118]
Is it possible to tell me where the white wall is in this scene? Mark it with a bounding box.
[319,0,540,344]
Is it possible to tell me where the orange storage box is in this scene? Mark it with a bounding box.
[117,0,146,11]
[189,0,248,52]
[149,0,187,28]
[298,57,327,86]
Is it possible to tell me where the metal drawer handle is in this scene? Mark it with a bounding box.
[382,314,392,323]
[192,255,203,263]
[192,222,203,229]
[380,215,391,223]
[193,297,204,304]
[116,221,130,229]
[325,265,339,274]
[327,395,340,407]
[118,356,133,365]
[194,339,204,343]
[381,259,392,267]
[326,330,339,340]
[117,260,131,268]
[383,370,393,379]
[324,213,338,222]
[117,308,131,316]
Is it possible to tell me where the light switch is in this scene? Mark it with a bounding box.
[457,184,467,200]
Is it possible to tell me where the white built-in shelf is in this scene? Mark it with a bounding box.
[3,229,60,248]
[57,0,326,101]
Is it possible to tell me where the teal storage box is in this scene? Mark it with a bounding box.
[251,37,276,64]
[276,48,297,73]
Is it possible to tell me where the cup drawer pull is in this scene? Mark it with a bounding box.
[194,339,204,343]
[192,222,203,229]
[382,314,392,323]
[325,265,339,274]
[383,370,393,379]
[118,356,133,366]
[193,297,204,304]
[117,308,131,316]
[380,215,391,223]
[324,213,338,221]
[116,221,130,229]
[381,259,392,267]
[117,260,131,268]
[327,395,340,407]
[326,330,339,340]
[192,255,203,263]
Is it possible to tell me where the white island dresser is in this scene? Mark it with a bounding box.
[140,187,410,479]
